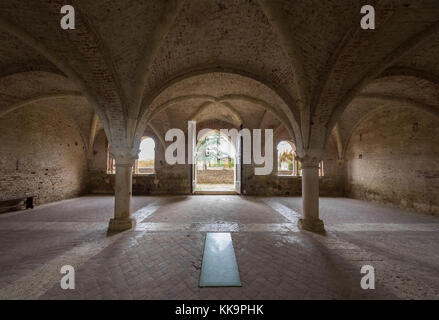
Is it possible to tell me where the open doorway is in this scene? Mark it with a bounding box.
[195,131,236,193]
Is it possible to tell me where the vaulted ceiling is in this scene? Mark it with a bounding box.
[0,0,438,160]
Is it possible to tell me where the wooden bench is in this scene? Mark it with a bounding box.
[0,196,35,214]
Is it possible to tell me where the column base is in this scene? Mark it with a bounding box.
[298,218,325,233]
[107,218,136,233]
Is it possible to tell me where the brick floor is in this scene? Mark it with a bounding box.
[0,195,438,299]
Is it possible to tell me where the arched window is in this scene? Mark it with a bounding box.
[277,141,296,176]
[107,140,116,174]
[277,140,324,177]
[135,137,155,174]
[106,137,156,174]
[107,156,116,174]
[318,161,324,177]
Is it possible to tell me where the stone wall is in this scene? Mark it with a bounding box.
[88,130,190,195]
[88,127,344,197]
[244,132,344,196]
[344,107,439,215]
[243,161,344,196]
[0,106,88,205]
[88,170,191,195]
[196,169,234,184]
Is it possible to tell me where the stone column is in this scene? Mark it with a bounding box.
[298,159,324,232]
[108,149,138,233]
[293,156,297,176]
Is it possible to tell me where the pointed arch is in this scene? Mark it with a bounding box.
[0,17,111,140]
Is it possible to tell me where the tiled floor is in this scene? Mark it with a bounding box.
[0,195,438,299]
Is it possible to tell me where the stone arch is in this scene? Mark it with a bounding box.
[0,63,66,80]
[0,92,84,119]
[0,70,83,118]
[134,69,302,151]
[377,67,439,85]
[336,70,439,160]
[342,101,439,159]
[189,100,243,126]
[145,124,167,152]
[0,92,91,152]
[196,128,236,154]
[0,18,112,139]
[325,21,439,149]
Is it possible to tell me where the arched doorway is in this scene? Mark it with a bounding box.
[194,130,237,193]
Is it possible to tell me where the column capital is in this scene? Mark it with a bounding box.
[295,148,324,168]
[296,155,321,168]
[110,147,139,166]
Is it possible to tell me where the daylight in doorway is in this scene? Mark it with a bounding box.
[165,121,274,175]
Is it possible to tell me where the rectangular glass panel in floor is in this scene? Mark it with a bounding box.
[199,232,242,287]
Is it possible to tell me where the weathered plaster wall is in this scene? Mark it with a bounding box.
[0,106,88,205]
[344,107,439,215]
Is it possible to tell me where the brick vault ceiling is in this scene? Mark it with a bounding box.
[0,0,438,155]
